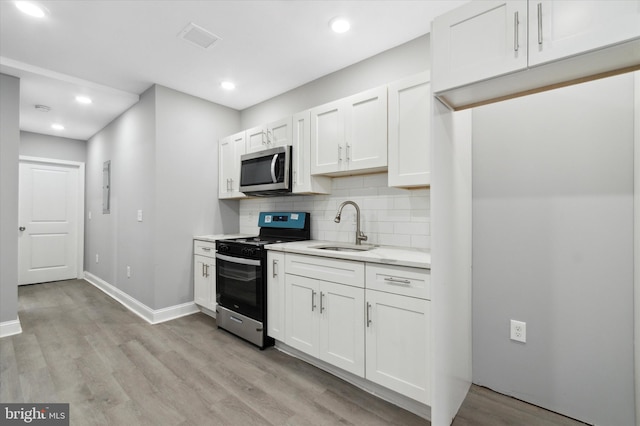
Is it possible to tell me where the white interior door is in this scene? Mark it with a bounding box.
[19,160,81,285]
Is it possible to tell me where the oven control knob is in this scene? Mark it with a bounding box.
[242,248,255,256]
[219,245,230,252]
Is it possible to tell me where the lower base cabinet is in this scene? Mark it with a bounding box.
[193,240,217,313]
[285,273,365,377]
[269,251,430,406]
[366,289,430,405]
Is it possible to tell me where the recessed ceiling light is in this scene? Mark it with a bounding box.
[329,17,350,33]
[221,81,236,90]
[75,95,92,104]
[51,123,64,131]
[15,1,46,18]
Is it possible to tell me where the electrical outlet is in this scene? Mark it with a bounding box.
[137,210,143,222]
[126,266,131,278]
[95,253,99,264]
[510,320,526,343]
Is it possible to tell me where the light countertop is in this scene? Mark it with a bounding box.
[266,240,430,269]
[193,233,251,242]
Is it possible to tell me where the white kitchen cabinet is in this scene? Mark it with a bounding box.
[311,86,387,176]
[432,0,640,109]
[267,251,286,341]
[193,240,216,314]
[284,273,365,377]
[218,131,246,199]
[432,0,528,94]
[388,72,431,188]
[528,1,640,67]
[291,110,331,194]
[246,117,292,154]
[284,253,366,377]
[365,289,430,405]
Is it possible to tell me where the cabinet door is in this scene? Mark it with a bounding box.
[528,0,640,67]
[246,126,268,153]
[432,0,528,93]
[194,255,215,311]
[344,86,388,172]
[267,252,286,341]
[319,281,365,377]
[218,136,233,198]
[388,72,431,188]
[268,117,292,148]
[285,274,320,357]
[310,99,344,175]
[218,132,246,199]
[366,290,430,404]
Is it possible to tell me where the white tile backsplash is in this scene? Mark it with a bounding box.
[239,173,430,249]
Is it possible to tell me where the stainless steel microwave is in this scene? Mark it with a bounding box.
[239,145,292,196]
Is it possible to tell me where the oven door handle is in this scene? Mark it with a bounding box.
[215,253,261,266]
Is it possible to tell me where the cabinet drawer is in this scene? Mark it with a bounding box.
[366,264,430,300]
[193,240,216,258]
[285,253,364,288]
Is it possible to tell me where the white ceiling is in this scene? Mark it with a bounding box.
[0,0,467,141]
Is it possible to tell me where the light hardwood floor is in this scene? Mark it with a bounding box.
[0,280,587,425]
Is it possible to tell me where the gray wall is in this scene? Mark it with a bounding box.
[20,131,87,163]
[240,34,430,128]
[0,73,20,324]
[472,74,635,426]
[85,84,240,310]
[153,85,240,308]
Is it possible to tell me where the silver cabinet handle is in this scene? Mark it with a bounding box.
[230,315,243,324]
[311,290,317,311]
[384,277,412,285]
[366,302,372,327]
[230,178,234,191]
[272,259,278,278]
[338,145,343,162]
[202,263,205,277]
[320,292,325,313]
[537,3,543,45]
[262,130,268,146]
[202,247,211,252]
[267,129,273,145]
[293,170,297,184]
[346,143,351,161]
[514,11,519,52]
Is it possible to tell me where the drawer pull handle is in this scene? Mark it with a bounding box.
[202,247,211,251]
[366,302,372,327]
[311,290,317,311]
[537,3,543,45]
[384,277,411,285]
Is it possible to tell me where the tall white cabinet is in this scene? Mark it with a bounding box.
[388,72,431,188]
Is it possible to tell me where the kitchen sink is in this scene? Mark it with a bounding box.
[311,243,378,252]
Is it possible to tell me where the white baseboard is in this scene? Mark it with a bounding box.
[274,341,431,421]
[0,317,22,338]
[83,271,199,325]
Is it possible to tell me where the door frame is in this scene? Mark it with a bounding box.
[18,156,85,282]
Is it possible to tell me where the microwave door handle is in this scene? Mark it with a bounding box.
[270,154,278,183]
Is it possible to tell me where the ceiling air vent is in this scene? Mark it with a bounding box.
[178,22,221,49]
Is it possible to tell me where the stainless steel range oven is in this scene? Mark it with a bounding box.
[216,212,310,349]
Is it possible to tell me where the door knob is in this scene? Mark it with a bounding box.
[19,227,25,231]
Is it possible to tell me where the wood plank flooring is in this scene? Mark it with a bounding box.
[0,280,587,425]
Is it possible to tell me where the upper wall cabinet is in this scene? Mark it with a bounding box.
[291,111,331,194]
[432,0,640,109]
[388,72,431,188]
[246,117,292,154]
[310,86,388,176]
[218,131,247,199]
[432,1,528,95]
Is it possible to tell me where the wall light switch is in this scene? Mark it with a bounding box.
[137,210,143,222]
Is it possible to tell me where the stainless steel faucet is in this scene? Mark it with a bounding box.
[334,201,368,245]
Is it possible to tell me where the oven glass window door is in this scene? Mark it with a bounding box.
[216,254,263,320]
